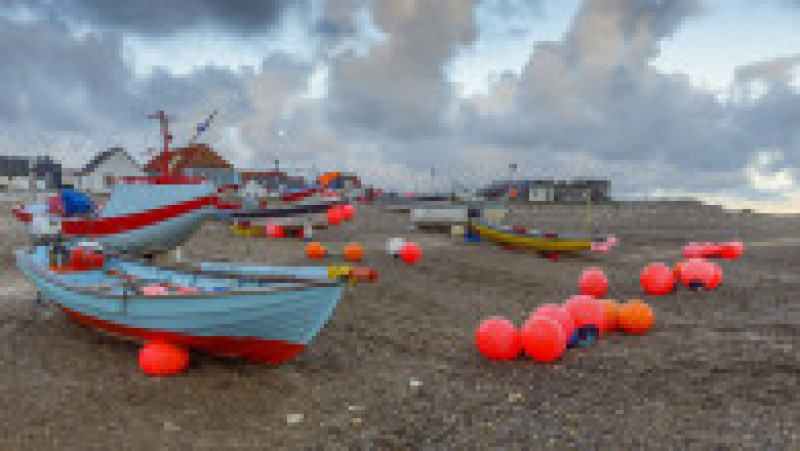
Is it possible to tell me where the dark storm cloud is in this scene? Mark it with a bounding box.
[1,0,308,35]
[0,15,251,132]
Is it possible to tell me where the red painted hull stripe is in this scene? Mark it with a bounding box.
[61,307,306,365]
[61,195,217,236]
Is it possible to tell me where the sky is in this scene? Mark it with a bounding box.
[0,0,799,212]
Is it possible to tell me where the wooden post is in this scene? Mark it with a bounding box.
[586,188,592,235]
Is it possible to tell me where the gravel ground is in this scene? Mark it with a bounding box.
[0,202,797,449]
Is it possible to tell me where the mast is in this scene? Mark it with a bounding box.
[148,110,171,178]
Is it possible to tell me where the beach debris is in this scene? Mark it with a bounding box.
[409,378,423,388]
[265,224,285,239]
[348,405,365,412]
[520,316,567,362]
[163,421,181,432]
[306,242,326,259]
[598,299,620,333]
[343,243,362,262]
[286,413,304,424]
[400,242,421,263]
[684,241,745,259]
[350,417,363,426]
[640,263,675,295]
[507,393,524,403]
[387,237,406,258]
[618,300,655,334]
[139,342,189,377]
[475,316,521,361]
[578,267,608,298]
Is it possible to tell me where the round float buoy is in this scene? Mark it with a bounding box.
[400,242,421,263]
[520,316,567,362]
[640,263,675,295]
[265,224,284,239]
[618,300,655,334]
[139,342,189,376]
[327,206,343,226]
[531,304,576,339]
[682,243,703,259]
[598,299,620,333]
[704,261,722,290]
[578,267,608,298]
[343,243,362,262]
[342,204,355,221]
[306,242,326,259]
[564,295,603,342]
[679,258,711,289]
[475,316,521,361]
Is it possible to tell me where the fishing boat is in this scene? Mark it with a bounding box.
[12,111,220,257]
[15,243,375,364]
[468,218,616,254]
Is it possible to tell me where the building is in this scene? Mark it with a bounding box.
[145,143,238,186]
[0,155,62,191]
[74,147,143,194]
[478,179,611,203]
[240,171,309,191]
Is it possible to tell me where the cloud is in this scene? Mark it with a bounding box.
[325,0,478,139]
[1,0,307,36]
[734,53,800,86]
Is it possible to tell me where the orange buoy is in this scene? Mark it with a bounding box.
[618,300,655,334]
[520,316,567,362]
[578,267,608,298]
[306,242,326,259]
[139,342,190,376]
[598,299,620,333]
[475,316,521,361]
[343,243,362,262]
[640,263,675,295]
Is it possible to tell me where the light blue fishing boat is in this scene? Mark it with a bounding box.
[15,245,372,364]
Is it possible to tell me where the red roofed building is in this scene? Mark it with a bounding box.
[145,143,237,186]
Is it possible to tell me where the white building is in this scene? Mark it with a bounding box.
[75,148,143,193]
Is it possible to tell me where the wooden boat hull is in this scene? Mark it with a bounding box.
[15,247,345,365]
[471,222,602,253]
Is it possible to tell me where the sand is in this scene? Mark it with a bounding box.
[0,202,797,449]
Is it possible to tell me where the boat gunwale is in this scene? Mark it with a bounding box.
[470,220,611,242]
[15,248,342,301]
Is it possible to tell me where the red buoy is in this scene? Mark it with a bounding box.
[327,206,343,225]
[530,304,576,339]
[578,267,608,298]
[139,342,190,376]
[564,295,603,330]
[679,258,712,289]
[640,263,675,295]
[400,242,421,263]
[519,316,567,362]
[342,204,355,221]
[475,317,521,361]
[265,224,284,239]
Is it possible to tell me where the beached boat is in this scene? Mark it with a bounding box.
[15,244,374,364]
[13,111,220,256]
[468,219,614,253]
